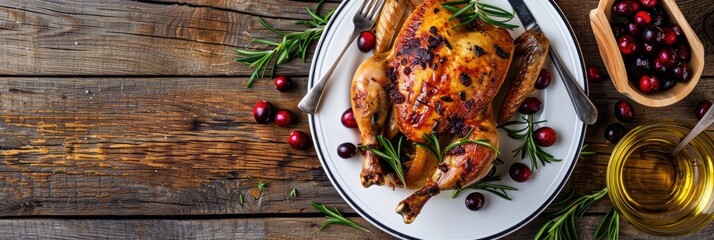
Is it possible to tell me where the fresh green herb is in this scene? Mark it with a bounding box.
[594,207,620,240]
[235,1,334,87]
[238,192,245,207]
[443,0,518,29]
[290,187,298,198]
[501,115,560,169]
[451,174,518,199]
[363,135,407,185]
[310,202,371,233]
[416,128,500,164]
[534,188,609,240]
[579,144,596,160]
[257,181,267,196]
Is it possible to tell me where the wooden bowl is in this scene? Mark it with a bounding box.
[589,0,704,107]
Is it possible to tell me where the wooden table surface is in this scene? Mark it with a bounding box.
[0,0,712,239]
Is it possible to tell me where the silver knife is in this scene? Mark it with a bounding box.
[508,0,598,125]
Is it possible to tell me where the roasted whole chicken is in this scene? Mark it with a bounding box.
[350,0,546,224]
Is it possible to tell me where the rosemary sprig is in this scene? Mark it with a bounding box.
[501,115,560,169]
[235,1,334,87]
[363,135,407,185]
[534,188,609,240]
[579,144,596,160]
[451,174,518,199]
[310,202,371,233]
[257,181,267,192]
[290,187,298,198]
[416,128,500,164]
[594,207,620,240]
[443,0,518,29]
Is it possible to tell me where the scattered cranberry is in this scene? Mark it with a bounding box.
[341,108,358,128]
[288,131,310,150]
[613,0,641,16]
[357,31,376,53]
[674,44,691,62]
[274,109,295,128]
[534,127,557,147]
[638,74,660,94]
[465,192,486,211]
[509,163,532,182]
[695,100,712,120]
[671,63,691,82]
[253,101,275,124]
[518,97,542,114]
[534,69,552,89]
[658,48,678,67]
[640,0,657,8]
[273,75,293,92]
[587,66,604,82]
[634,11,652,26]
[662,27,678,46]
[618,35,640,55]
[614,100,636,122]
[337,142,357,159]
[605,123,626,143]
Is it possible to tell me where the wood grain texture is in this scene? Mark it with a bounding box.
[0,215,711,240]
[0,0,712,238]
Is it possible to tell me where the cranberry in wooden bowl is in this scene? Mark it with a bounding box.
[590,0,704,107]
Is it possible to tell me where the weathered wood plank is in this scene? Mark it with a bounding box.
[0,214,711,240]
[0,76,711,216]
[0,0,710,76]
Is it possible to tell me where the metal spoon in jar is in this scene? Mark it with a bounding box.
[672,103,714,156]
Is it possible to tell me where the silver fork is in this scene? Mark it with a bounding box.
[298,0,386,114]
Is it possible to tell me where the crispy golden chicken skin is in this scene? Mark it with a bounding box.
[385,0,515,223]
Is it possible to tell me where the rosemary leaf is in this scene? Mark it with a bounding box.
[363,135,407,185]
[238,192,245,207]
[310,202,371,233]
[418,128,499,164]
[594,207,619,240]
[452,175,518,199]
[444,0,519,29]
[290,187,298,198]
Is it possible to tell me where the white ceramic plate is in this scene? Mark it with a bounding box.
[308,0,587,239]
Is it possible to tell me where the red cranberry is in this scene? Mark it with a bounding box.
[653,58,667,73]
[662,27,678,46]
[669,24,683,38]
[273,75,293,92]
[337,142,357,159]
[253,101,275,123]
[357,31,376,53]
[642,42,658,55]
[696,100,712,120]
[658,48,678,67]
[518,97,542,114]
[613,0,641,16]
[634,11,651,26]
[614,100,636,122]
[288,131,310,150]
[641,26,664,44]
[535,69,552,89]
[659,76,676,91]
[634,56,652,73]
[627,22,641,35]
[341,108,358,128]
[534,127,557,147]
[465,192,486,211]
[618,35,640,55]
[674,44,691,62]
[274,109,295,128]
[587,66,604,82]
[671,63,691,82]
[639,0,657,8]
[605,123,626,143]
[509,162,532,182]
[638,74,660,94]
